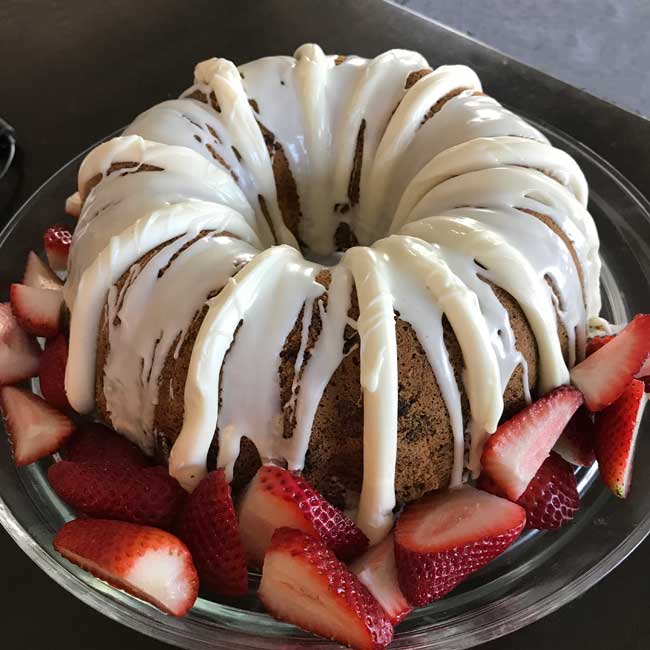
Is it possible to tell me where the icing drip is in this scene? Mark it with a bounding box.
[342,247,398,543]
[62,44,601,543]
[169,246,323,491]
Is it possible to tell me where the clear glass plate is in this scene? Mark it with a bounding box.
[0,119,649,650]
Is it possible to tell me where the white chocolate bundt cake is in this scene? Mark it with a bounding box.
[63,44,600,543]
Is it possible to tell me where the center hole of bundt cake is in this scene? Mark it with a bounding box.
[302,247,345,266]
[298,223,362,266]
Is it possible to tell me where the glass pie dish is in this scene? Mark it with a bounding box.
[0,116,649,650]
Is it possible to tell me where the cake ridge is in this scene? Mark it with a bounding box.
[63,43,600,543]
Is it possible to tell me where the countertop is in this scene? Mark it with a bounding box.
[0,1,648,648]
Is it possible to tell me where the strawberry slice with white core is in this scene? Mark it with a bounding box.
[350,533,412,625]
[65,192,82,218]
[594,378,647,498]
[0,303,41,385]
[238,465,368,567]
[44,224,72,271]
[553,406,596,467]
[0,386,75,465]
[394,486,526,606]
[481,386,583,501]
[54,518,199,617]
[23,251,63,290]
[10,284,62,338]
[571,314,650,411]
[259,527,393,650]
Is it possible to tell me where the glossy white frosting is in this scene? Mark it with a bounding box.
[63,44,600,543]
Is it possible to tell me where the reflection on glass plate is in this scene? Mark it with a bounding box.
[0,121,649,649]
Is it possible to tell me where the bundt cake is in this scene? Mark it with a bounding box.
[62,44,600,543]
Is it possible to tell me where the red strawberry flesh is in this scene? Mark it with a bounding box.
[66,422,150,468]
[54,518,198,616]
[394,486,526,606]
[571,314,650,411]
[481,385,583,500]
[38,334,70,410]
[259,527,393,650]
[594,378,647,498]
[585,335,615,358]
[23,251,62,290]
[0,303,41,385]
[175,470,248,596]
[515,452,579,529]
[238,465,368,567]
[48,461,186,528]
[0,386,74,465]
[44,224,73,271]
[553,406,596,467]
[10,284,62,338]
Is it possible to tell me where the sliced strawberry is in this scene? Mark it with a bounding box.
[238,465,368,568]
[66,422,151,468]
[553,406,596,467]
[571,314,650,411]
[481,386,583,500]
[394,486,525,606]
[260,528,393,650]
[48,461,186,528]
[477,453,579,529]
[594,378,647,498]
[175,470,247,596]
[23,251,63,290]
[44,224,72,272]
[586,335,615,357]
[65,192,82,218]
[54,518,198,616]
[350,533,412,625]
[0,386,75,465]
[38,335,69,409]
[0,303,41,385]
[514,452,579,529]
[10,284,62,338]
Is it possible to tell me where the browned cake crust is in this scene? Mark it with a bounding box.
[91,74,581,506]
[95,242,555,505]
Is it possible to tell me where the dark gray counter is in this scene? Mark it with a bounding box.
[0,1,648,648]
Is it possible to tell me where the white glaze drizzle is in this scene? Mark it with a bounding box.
[62,44,601,543]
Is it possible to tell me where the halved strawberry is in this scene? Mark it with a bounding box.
[585,335,615,357]
[54,518,198,616]
[48,461,186,528]
[350,533,412,625]
[481,386,583,500]
[571,314,650,411]
[38,335,69,409]
[10,283,62,338]
[65,192,82,218]
[238,465,368,568]
[44,224,72,272]
[594,378,647,498]
[259,528,393,650]
[0,386,75,465]
[66,422,151,468]
[175,470,248,596]
[0,303,41,385]
[513,452,579,529]
[553,406,596,467]
[394,486,526,606]
[22,251,62,290]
